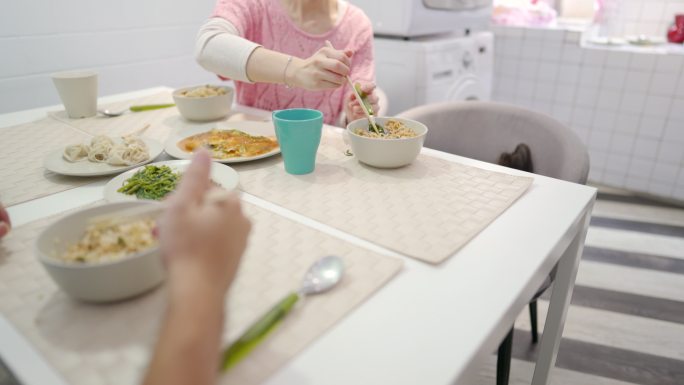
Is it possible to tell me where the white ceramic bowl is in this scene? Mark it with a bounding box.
[346,117,428,168]
[35,202,165,302]
[172,85,234,121]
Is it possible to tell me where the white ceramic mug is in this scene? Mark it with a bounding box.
[51,70,98,118]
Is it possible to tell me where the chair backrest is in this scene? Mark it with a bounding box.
[397,101,590,184]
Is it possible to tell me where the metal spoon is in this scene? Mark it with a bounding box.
[221,255,345,371]
[98,103,175,117]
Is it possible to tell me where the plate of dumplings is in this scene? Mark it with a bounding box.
[44,132,164,177]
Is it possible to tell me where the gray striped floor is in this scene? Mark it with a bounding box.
[476,187,684,385]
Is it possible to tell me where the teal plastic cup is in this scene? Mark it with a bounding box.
[272,109,323,175]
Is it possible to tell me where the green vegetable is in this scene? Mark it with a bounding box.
[129,104,175,112]
[369,122,385,133]
[117,165,181,201]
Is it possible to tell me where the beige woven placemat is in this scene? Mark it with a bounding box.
[0,119,105,207]
[233,129,534,265]
[0,202,402,385]
[49,91,268,143]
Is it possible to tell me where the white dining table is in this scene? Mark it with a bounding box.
[0,87,596,385]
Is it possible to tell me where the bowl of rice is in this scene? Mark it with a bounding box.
[35,201,165,302]
[173,84,234,121]
[346,117,428,168]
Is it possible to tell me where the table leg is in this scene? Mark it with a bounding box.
[530,208,592,385]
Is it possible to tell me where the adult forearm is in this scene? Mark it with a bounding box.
[195,17,350,90]
[245,47,304,86]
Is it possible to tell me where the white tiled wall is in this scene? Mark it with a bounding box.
[598,0,684,37]
[492,25,684,201]
[0,0,218,114]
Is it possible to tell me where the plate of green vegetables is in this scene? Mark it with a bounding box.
[103,160,239,202]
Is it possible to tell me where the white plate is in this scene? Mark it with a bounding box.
[44,137,164,177]
[626,35,667,46]
[164,121,280,163]
[588,36,626,46]
[104,160,239,202]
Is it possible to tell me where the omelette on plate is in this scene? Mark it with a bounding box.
[178,129,278,159]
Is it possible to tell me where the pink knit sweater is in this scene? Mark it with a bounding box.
[212,0,375,125]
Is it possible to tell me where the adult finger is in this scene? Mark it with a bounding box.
[318,79,343,89]
[319,70,345,87]
[0,223,8,238]
[321,58,350,77]
[321,48,352,67]
[175,149,211,203]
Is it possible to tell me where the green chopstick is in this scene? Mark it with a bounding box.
[129,104,175,112]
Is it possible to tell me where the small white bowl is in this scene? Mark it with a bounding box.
[172,85,234,121]
[346,117,428,168]
[35,202,165,303]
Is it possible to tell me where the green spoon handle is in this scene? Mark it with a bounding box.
[129,103,175,112]
[220,292,300,371]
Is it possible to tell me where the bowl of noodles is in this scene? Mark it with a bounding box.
[35,201,165,302]
[173,84,234,121]
[346,117,428,168]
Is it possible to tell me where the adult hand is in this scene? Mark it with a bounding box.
[288,47,352,90]
[345,82,379,123]
[158,150,251,304]
[0,204,11,239]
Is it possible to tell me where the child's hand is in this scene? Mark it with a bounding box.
[158,150,252,305]
[289,47,352,90]
[345,82,379,123]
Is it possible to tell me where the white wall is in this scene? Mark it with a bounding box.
[492,25,684,201]
[598,0,684,37]
[0,0,219,114]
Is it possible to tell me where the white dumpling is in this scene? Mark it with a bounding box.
[106,144,127,166]
[90,135,114,148]
[63,144,90,162]
[106,139,150,166]
[88,135,113,162]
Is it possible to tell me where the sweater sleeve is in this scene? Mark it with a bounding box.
[349,15,375,85]
[194,17,261,83]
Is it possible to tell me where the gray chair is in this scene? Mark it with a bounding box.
[397,101,589,385]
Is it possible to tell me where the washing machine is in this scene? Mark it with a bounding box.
[374,32,494,115]
[349,0,493,38]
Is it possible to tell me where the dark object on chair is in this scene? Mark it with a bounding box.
[498,143,533,173]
